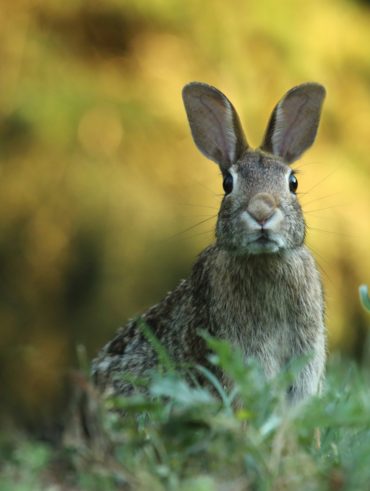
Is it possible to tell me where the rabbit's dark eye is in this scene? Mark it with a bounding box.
[289,173,298,194]
[223,172,233,195]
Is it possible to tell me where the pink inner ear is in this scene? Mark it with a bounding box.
[183,83,248,168]
[276,94,309,160]
[199,93,234,163]
[252,83,325,162]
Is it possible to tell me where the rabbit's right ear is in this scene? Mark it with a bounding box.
[260,83,326,164]
[182,82,248,169]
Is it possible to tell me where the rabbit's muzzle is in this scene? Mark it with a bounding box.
[241,193,285,254]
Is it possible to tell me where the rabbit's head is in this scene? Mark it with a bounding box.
[182,82,325,255]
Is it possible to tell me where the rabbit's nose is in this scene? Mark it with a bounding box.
[247,193,276,225]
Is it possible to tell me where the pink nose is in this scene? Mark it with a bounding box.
[247,193,276,225]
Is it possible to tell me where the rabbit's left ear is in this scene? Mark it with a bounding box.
[260,83,326,164]
[182,82,248,170]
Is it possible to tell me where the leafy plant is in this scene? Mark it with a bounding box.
[2,334,370,490]
[62,335,370,490]
[359,285,370,313]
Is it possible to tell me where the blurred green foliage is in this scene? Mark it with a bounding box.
[2,338,370,490]
[0,0,369,427]
[359,285,370,312]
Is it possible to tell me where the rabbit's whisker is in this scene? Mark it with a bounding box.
[185,229,215,240]
[164,214,218,241]
[192,180,220,197]
[181,213,219,219]
[293,160,326,169]
[306,225,353,238]
[300,192,340,207]
[307,245,333,284]
[181,203,218,210]
[303,204,344,214]
[298,170,337,196]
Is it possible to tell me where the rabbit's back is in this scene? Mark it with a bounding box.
[92,270,211,394]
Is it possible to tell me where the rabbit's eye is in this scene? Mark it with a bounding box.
[223,172,233,195]
[289,173,298,193]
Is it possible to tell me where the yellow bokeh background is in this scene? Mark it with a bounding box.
[0,0,369,425]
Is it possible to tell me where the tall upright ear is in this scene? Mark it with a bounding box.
[182,82,248,169]
[261,83,326,164]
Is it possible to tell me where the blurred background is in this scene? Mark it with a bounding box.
[0,0,369,432]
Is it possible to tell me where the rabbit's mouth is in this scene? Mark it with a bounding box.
[246,232,283,254]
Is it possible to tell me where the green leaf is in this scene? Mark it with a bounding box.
[359,284,370,312]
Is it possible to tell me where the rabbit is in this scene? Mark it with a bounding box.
[92,82,326,404]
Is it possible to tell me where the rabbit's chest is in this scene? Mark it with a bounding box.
[233,310,292,378]
[212,275,299,377]
[207,247,323,378]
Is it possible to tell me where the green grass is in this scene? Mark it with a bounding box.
[1,335,370,491]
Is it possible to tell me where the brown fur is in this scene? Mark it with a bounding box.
[92,82,326,403]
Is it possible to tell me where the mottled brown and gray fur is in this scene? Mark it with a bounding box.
[92,82,326,404]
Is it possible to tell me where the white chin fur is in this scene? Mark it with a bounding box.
[244,234,285,254]
[246,242,281,254]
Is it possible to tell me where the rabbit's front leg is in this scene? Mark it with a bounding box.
[287,341,325,404]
